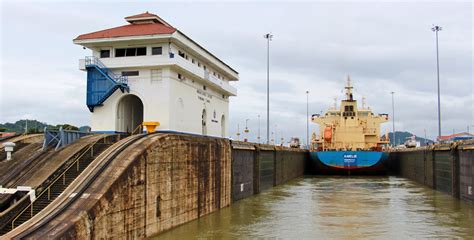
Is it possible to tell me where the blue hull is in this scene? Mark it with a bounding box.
[310,151,389,174]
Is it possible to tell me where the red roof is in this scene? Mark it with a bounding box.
[125,12,158,19]
[438,132,474,141]
[75,23,176,40]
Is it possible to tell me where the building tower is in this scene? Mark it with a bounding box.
[74,12,239,137]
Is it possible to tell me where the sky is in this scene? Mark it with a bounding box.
[0,0,472,144]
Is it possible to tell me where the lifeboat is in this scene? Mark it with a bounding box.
[324,126,332,142]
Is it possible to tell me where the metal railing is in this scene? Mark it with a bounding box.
[84,56,128,85]
[131,124,143,135]
[10,139,103,229]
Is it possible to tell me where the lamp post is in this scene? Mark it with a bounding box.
[432,25,442,141]
[391,92,396,146]
[257,114,261,143]
[306,90,309,149]
[264,33,273,144]
[244,119,250,142]
[236,124,241,141]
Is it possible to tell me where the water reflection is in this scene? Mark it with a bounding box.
[152,176,474,239]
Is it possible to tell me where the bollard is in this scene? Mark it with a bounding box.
[2,142,16,161]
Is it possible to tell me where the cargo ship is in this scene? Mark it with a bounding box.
[310,77,390,174]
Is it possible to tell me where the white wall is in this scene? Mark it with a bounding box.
[86,38,235,136]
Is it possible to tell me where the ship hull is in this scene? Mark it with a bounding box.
[309,151,389,175]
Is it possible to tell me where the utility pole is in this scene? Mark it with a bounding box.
[306,90,309,149]
[432,25,442,141]
[264,33,273,144]
[391,92,396,146]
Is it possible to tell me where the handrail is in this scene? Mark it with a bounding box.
[131,123,143,135]
[84,56,128,85]
[10,137,105,229]
[14,133,149,239]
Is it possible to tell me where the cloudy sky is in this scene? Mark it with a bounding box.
[0,0,472,143]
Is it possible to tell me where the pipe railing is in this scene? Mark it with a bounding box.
[84,56,128,85]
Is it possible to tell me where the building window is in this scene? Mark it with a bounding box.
[115,47,146,57]
[122,71,139,77]
[198,62,201,67]
[137,47,146,56]
[152,47,162,55]
[203,85,207,90]
[178,50,185,58]
[178,73,186,80]
[100,50,110,58]
[203,66,207,70]
[115,49,126,57]
[192,59,195,64]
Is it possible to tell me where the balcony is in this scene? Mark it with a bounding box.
[79,55,237,96]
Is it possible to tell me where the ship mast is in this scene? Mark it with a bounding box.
[345,75,353,101]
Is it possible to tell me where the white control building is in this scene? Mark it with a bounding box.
[74,12,238,137]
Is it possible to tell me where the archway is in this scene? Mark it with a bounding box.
[221,115,225,137]
[202,109,207,135]
[116,95,143,133]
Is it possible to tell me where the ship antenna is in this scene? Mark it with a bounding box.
[345,75,354,100]
[362,96,366,109]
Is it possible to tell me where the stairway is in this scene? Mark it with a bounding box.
[0,141,114,235]
[85,56,129,112]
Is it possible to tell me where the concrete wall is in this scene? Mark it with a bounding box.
[53,134,232,239]
[230,141,307,202]
[392,141,474,203]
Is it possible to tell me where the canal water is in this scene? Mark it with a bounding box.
[153,176,474,239]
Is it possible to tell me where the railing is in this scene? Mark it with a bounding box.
[43,127,90,151]
[85,56,128,85]
[204,70,237,95]
[10,139,102,229]
[131,124,143,135]
[363,128,377,134]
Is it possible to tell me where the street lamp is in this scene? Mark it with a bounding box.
[306,90,309,149]
[244,119,250,142]
[391,92,396,146]
[432,25,442,140]
[264,33,273,144]
[236,124,241,141]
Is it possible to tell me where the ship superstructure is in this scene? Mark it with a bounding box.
[312,77,389,151]
[309,76,390,174]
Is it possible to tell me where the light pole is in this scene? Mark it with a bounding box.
[432,25,442,141]
[306,90,309,149]
[244,119,250,142]
[391,92,396,146]
[236,124,241,141]
[257,115,261,143]
[264,33,273,144]
[424,128,427,146]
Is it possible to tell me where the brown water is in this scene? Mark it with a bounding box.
[153,176,474,239]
